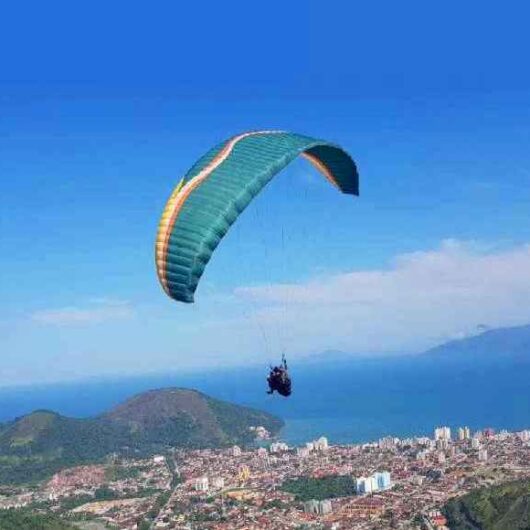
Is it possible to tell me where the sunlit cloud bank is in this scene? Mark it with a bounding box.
[232,240,530,354]
[7,240,530,386]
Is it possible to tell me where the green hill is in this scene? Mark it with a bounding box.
[0,508,77,529]
[0,388,283,485]
[443,479,530,530]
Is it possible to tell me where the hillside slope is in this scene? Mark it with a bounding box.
[0,388,283,484]
[443,479,530,530]
[103,388,282,448]
[422,324,530,363]
[0,508,78,529]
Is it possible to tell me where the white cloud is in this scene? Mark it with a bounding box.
[7,240,530,384]
[14,240,530,385]
[231,240,530,354]
[31,299,134,326]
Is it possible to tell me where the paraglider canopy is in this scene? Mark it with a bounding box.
[155,130,359,304]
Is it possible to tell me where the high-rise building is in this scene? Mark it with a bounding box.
[355,472,392,494]
[355,476,369,494]
[305,500,318,514]
[518,430,530,442]
[297,447,310,458]
[379,436,398,450]
[270,442,289,453]
[319,500,332,514]
[314,437,329,451]
[303,500,319,514]
[374,471,391,490]
[471,437,481,450]
[434,426,451,441]
[232,446,242,457]
[194,477,209,492]
[478,449,488,462]
[436,439,449,450]
[457,426,471,441]
[304,500,333,515]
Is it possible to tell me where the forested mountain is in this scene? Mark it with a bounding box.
[0,388,282,484]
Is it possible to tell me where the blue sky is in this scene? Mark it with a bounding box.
[2,1,530,385]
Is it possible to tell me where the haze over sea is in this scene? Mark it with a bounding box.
[1,356,528,445]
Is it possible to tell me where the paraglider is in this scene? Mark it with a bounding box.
[267,354,291,397]
[155,130,359,397]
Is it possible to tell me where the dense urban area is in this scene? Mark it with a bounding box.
[1,425,529,529]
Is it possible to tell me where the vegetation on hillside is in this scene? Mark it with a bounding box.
[0,388,283,485]
[281,475,357,501]
[206,395,283,444]
[0,508,78,529]
[443,479,530,530]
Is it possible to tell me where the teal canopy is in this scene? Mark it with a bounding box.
[155,130,359,303]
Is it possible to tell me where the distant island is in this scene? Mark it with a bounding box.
[0,388,283,484]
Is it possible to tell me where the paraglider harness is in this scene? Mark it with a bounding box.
[267,354,292,397]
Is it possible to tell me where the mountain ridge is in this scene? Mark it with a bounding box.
[421,323,530,362]
[0,387,283,485]
[300,323,530,365]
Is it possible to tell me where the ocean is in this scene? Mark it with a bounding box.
[0,357,529,445]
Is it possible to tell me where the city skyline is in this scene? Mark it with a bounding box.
[1,420,528,528]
